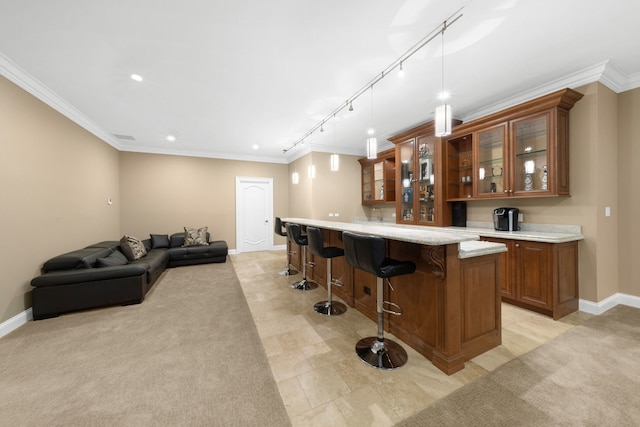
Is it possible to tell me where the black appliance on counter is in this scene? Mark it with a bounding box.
[451,201,467,227]
[493,207,520,231]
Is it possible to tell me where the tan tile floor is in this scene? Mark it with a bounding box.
[231,250,593,426]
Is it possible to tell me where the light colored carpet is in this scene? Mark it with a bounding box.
[397,304,640,426]
[0,262,291,426]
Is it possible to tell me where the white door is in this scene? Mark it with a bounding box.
[235,177,273,253]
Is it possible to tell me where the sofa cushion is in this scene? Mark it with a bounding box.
[150,234,170,249]
[96,249,129,267]
[184,226,209,247]
[43,247,113,272]
[120,235,148,261]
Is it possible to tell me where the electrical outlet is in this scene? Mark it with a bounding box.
[605,207,611,217]
[518,213,523,222]
[364,286,371,296]
[328,213,334,217]
[334,213,340,217]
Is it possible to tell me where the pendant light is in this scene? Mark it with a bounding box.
[292,160,299,184]
[366,85,377,159]
[330,114,339,171]
[435,21,452,137]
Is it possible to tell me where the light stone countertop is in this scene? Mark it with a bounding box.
[447,221,584,243]
[282,218,508,259]
[282,218,479,246]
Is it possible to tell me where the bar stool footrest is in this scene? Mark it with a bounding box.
[382,301,402,316]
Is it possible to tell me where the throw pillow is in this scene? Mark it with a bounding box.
[150,234,170,249]
[183,226,209,247]
[120,235,148,261]
[96,250,129,267]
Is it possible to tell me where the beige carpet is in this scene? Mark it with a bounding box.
[397,304,640,426]
[0,262,290,426]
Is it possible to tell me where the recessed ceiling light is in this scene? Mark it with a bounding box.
[252,144,260,150]
[130,74,143,82]
[166,135,176,142]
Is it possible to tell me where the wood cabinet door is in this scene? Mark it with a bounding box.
[482,237,514,299]
[514,240,552,310]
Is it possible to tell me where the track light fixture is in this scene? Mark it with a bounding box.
[435,20,452,137]
[366,85,377,159]
[282,8,463,155]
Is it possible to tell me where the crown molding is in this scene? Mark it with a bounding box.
[0,52,123,150]
[461,60,640,124]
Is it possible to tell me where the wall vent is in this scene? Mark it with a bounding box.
[113,134,136,141]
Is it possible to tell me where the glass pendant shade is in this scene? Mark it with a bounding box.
[330,153,340,171]
[435,104,452,137]
[366,137,377,159]
[292,171,299,184]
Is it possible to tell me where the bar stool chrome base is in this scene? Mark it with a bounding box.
[355,337,407,370]
[314,300,347,316]
[278,268,298,276]
[291,278,317,290]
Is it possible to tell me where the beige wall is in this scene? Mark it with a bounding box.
[287,152,366,221]
[0,76,120,323]
[618,88,640,297]
[119,152,289,250]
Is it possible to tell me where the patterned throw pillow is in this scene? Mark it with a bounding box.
[183,226,209,247]
[120,235,148,260]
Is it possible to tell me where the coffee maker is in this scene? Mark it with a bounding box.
[493,207,520,231]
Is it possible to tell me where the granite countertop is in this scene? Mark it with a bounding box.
[282,218,479,246]
[458,240,508,259]
[446,221,584,243]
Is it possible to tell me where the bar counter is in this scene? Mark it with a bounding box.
[281,218,507,375]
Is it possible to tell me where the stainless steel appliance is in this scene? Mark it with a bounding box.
[493,207,520,231]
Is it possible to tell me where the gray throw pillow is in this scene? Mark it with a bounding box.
[120,235,148,260]
[150,234,170,249]
[183,226,209,247]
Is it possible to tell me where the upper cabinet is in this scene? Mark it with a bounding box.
[445,88,583,201]
[389,122,448,226]
[358,148,395,204]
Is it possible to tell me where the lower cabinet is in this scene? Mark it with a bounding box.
[482,237,578,320]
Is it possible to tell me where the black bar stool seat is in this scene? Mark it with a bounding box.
[285,223,317,291]
[274,217,298,276]
[342,231,416,370]
[307,227,347,316]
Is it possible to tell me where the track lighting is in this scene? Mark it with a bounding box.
[398,61,405,79]
[282,8,463,155]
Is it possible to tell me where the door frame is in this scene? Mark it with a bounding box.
[235,176,274,253]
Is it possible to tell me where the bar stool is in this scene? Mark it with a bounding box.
[306,227,347,316]
[274,217,298,276]
[342,231,416,370]
[285,223,317,291]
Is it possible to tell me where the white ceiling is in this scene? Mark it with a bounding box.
[1,0,638,164]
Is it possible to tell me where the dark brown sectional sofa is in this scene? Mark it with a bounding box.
[30,232,228,320]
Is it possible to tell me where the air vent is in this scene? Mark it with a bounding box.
[113,134,136,141]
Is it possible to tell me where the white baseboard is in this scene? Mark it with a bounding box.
[0,308,33,339]
[272,244,286,251]
[579,293,640,315]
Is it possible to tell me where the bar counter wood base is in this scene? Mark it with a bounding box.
[289,227,502,375]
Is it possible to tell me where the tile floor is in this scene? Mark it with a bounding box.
[230,250,592,426]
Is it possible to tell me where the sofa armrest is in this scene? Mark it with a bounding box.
[31,264,147,288]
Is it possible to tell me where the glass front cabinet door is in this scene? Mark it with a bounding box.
[510,111,552,196]
[391,122,442,226]
[475,123,508,198]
